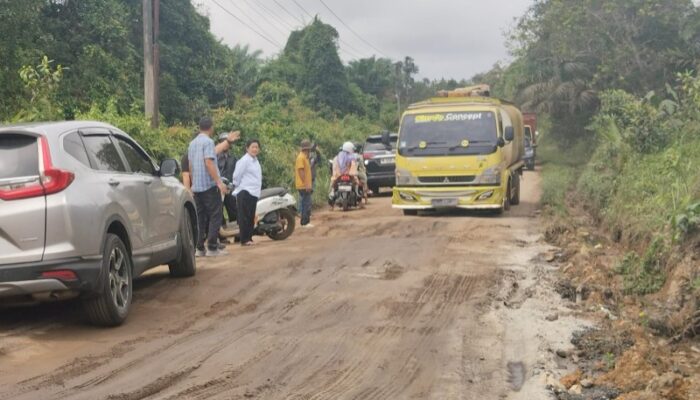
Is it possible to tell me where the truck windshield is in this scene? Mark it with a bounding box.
[398,111,498,156]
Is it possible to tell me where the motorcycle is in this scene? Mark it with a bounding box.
[329,174,363,211]
[220,179,297,241]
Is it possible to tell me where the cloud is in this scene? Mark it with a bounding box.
[197,0,533,80]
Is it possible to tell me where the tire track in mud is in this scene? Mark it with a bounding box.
[359,274,480,400]
[2,273,280,400]
[281,269,479,400]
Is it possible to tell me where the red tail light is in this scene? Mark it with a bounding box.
[340,175,351,182]
[41,270,78,281]
[363,152,375,160]
[0,136,74,201]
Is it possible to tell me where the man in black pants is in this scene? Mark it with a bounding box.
[232,139,262,246]
[217,133,238,242]
[187,117,229,257]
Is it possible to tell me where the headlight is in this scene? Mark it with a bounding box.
[474,167,501,185]
[399,192,417,201]
[476,190,494,200]
[396,168,418,185]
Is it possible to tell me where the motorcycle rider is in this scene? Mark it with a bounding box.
[354,143,369,206]
[329,141,359,209]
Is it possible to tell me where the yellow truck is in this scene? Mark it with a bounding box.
[392,85,525,215]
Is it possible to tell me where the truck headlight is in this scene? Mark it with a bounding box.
[475,167,501,185]
[399,192,417,201]
[396,168,417,185]
[476,190,494,200]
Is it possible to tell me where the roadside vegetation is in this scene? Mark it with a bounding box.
[476,1,700,398]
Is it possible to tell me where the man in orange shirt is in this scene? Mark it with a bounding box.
[295,139,314,228]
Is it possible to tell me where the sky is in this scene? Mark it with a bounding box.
[196,0,534,81]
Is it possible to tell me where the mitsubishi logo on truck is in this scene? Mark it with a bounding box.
[444,177,450,183]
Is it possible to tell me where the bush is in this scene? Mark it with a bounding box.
[213,93,378,206]
[76,101,192,162]
[615,237,667,295]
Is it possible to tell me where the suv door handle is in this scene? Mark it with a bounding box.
[108,179,120,187]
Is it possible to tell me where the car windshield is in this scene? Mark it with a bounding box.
[398,111,498,156]
[364,140,396,152]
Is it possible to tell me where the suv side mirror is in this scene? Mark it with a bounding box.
[504,126,514,142]
[497,137,506,148]
[160,159,179,177]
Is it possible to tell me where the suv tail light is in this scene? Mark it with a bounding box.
[0,136,74,201]
[363,152,375,160]
[41,270,78,281]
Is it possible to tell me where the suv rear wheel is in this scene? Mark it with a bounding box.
[83,234,133,326]
[169,210,196,277]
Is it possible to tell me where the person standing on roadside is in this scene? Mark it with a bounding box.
[182,130,240,193]
[296,139,314,228]
[217,133,239,242]
[233,139,263,247]
[309,143,322,191]
[188,117,229,257]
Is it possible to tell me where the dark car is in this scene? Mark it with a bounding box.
[362,132,398,194]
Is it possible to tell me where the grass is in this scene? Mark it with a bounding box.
[537,138,593,216]
[614,237,667,295]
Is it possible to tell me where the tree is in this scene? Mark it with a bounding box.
[347,56,394,98]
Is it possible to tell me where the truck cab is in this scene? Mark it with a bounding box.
[392,87,525,215]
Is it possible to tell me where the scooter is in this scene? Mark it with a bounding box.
[220,179,297,241]
[329,174,363,211]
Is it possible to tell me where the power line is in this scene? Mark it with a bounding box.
[239,0,289,39]
[225,0,285,44]
[256,0,297,31]
[317,0,390,58]
[292,0,314,20]
[280,0,369,59]
[210,0,282,49]
[272,0,304,25]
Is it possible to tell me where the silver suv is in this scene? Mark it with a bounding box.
[0,121,197,326]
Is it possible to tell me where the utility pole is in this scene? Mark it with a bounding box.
[143,0,159,128]
[395,62,402,123]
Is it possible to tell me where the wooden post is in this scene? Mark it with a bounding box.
[143,0,159,128]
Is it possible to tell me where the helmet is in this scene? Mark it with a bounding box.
[342,141,354,153]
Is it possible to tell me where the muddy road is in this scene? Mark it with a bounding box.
[0,171,579,399]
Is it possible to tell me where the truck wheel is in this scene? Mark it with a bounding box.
[511,173,521,205]
[267,208,296,240]
[169,210,196,278]
[498,179,511,215]
[83,234,133,327]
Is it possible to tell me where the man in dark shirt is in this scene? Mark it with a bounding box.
[217,133,238,233]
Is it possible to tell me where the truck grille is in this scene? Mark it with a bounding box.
[418,176,475,184]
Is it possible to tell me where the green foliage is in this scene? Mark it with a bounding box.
[212,91,378,206]
[672,202,700,242]
[0,0,260,124]
[14,56,64,122]
[575,74,700,243]
[269,18,354,115]
[347,56,394,98]
[76,100,191,162]
[615,237,667,295]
